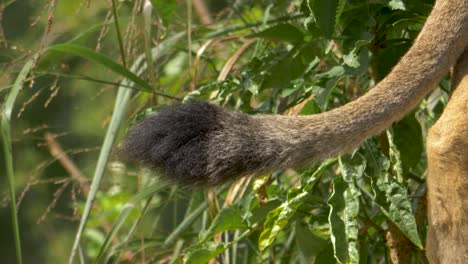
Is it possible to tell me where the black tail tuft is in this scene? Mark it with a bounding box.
[124,101,224,185]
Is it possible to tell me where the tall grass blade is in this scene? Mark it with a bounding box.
[95,184,163,263]
[68,83,133,264]
[47,44,152,92]
[68,33,184,263]
[1,58,35,264]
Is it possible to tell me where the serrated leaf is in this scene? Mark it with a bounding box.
[327,156,364,264]
[200,206,247,242]
[339,157,362,264]
[251,23,304,43]
[328,158,362,264]
[370,154,423,248]
[308,0,342,37]
[387,129,404,183]
[328,177,348,264]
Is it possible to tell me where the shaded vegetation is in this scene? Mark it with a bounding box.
[1,0,444,263]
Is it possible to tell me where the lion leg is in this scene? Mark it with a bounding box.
[426,49,468,263]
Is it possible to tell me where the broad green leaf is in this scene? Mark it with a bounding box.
[339,157,362,263]
[387,129,404,183]
[370,154,423,248]
[299,100,320,115]
[358,236,369,264]
[303,159,336,191]
[315,243,335,264]
[295,222,328,260]
[251,23,304,42]
[307,0,345,37]
[259,191,308,251]
[262,48,306,91]
[373,40,411,80]
[316,65,345,79]
[259,160,335,250]
[393,114,423,174]
[327,156,364,264]
[310,66,347,110]
[200,206,247,242]
[328,177,347,264]
[249,199,282,224]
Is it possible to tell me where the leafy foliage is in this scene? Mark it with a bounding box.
[0,0,444,263]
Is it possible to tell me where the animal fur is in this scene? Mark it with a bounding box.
[125,0,468,186]
[425,48,468,264]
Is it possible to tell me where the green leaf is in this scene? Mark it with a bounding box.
[151,0,177,27]
[184,242,226,264]
[262,47,307,91]
[315,243,335,264]
[388,0,406,10]
[251,23,304,42]
[327,155,364,264]
[339,157,362,263]
[249,199,282,224]
[295,221,328,260]
[319,65,346,79]
[307,0,344,37]
[69,33,185,263]
[259,191,308,251]
[200,206,247,242]
[258,160,335,251]
[328,177,348,264]
[95,184,165,263]
[387,129,404,183]
[370,155,423,248]
[393,114,423,174]
[373,40,411,80]
[46,43,152,92]
[343,40,371,69]
[313,65,347,110]
[299,100,320,115]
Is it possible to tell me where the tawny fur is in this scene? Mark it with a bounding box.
[126,0,468,186]
[425,49,468,264]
